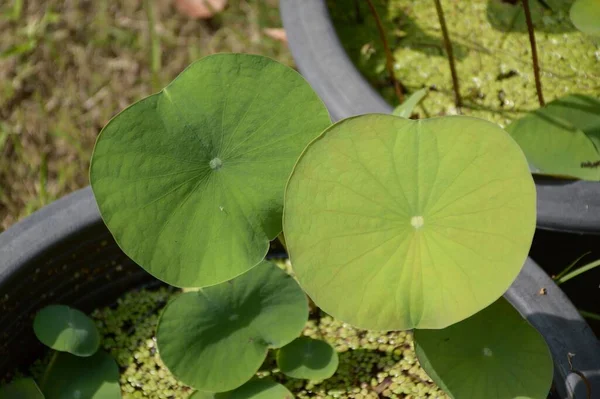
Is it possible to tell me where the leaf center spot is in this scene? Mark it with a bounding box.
[228,313,239,321]
[209,157,223,170]
[410,216,424,229]
[483,347,493,357]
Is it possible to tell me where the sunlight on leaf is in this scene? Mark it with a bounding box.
[284,114,535,330]
[91,54,330,288]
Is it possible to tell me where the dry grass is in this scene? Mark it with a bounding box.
[0,0,291,230]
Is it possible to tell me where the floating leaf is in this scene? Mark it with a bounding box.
[33,305,100,357]
[284,114,535,330]
[90,53,330,288]
[507,94,600,180]
[414,298,553,399]
[570,0,600,35]
[190,379,294,399]
[0,378,44,399]
[277,337,339,380]
[41,351,121,399]
[392,88,428,118]
[157,261,309,392]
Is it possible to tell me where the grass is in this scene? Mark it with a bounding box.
[0,0,291,231]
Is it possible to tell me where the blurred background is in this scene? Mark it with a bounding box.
[0,0,291,231]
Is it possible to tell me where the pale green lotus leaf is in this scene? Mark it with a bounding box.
[33,305,100,357]
[41,351,121,399]
[190,379,294,399]
[570,0,600,35]
[157,262,308,392]
[507,94,600,180]
[284,114,535,330]
[415,298,553,399]
[90,53,330,288]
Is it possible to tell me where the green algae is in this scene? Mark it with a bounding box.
[327,0,599,127]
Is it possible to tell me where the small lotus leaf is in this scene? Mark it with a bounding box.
[190,379,294,399]
[41,350,121,399]
[414,298,553,399]
[507,94,600,180]
[0,378,44,399]
[392,88,428,118]
[156,261,309,392]
[284,114,535,330]
[90,53,331,288]
[570,0,600,35]
[276,337,339,380]
[33,305,100,357]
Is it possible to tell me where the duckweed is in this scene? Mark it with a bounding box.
[327,0,599,127]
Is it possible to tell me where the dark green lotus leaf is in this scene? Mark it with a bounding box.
[415,298,553,399]
[284,114,535,330]
[507,94,600,180]
[276,337,338,380]
[0,378,44,399]
[190,379,294,399]
[571,0,600,35]
[41,350,121,399]
[90,53,331,288]
[157,261,308,392]
[33,305,100,357]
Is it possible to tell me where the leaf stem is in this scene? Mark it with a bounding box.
[39,350,59,390]
[365,0,404,104]
[144,0,162,91]
[557,258,600,285]
[277,232,288,253]
[433,0,461,109]
[522,0,545,107]
[579,309,600,321]
[553,251,591,281]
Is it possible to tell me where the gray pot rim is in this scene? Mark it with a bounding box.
[1,186,600,397]
[280,0,600,235]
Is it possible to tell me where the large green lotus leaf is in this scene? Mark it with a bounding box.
[414,298,553,399]
[33,305,100,357]
[276,337,339,380]
[284,114,535,330]
[190,379,294,399]
[90,53,331,288]
[570,0,600,36]
[507,94,600,180]
[41,351,121,399]
[0,378,44,399]
[156,261,309,392]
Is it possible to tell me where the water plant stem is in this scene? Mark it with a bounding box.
[553,251,591,281]
[557,258,600,285]
[365,0,404,104]
[144,0,162,91]
[39,350,59,390]
[579,309,600,321]
[277,232,288,252]
[433,0,461,109]
[521,0,545,107]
